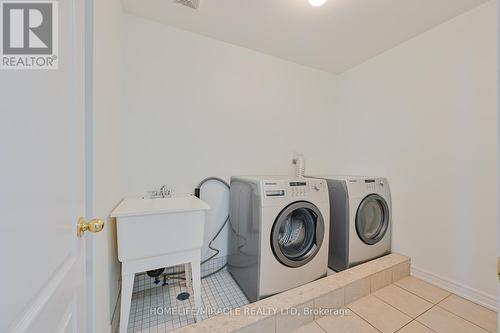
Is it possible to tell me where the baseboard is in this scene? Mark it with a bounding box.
[410,265,497,311]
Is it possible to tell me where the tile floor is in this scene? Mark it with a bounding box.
[292,276,497,333]
[127,269,249,333]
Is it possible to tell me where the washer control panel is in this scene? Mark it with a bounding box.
[263,179,326,198]
[364,178,386,191]
[289,181,307,197]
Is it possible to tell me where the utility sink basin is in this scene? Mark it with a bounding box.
[111,196,210,262]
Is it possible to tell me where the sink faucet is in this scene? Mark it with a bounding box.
[159,185,172,198]
[149,185,174,199]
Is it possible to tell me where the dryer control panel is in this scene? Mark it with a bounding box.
[345,177,390,197]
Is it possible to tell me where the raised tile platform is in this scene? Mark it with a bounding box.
[171,253,411,333]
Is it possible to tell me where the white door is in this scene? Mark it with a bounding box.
[0,0,90,332]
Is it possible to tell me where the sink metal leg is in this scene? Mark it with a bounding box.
[118,250,204,329]
[191,259,202,322]
[184,263,192,288]
[120,273,134,333]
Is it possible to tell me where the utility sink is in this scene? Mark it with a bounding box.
[112,195,210,332]
[111,195,210,262]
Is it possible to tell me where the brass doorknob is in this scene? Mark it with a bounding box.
[77,217,104,237]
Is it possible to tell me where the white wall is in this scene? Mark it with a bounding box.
[89,0,123,332]
[120,14,338,260]
[331,1,497,307]
[118,0,497,310]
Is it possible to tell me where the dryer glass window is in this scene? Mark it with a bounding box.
[356,194,389,245]
[271,202,325,268]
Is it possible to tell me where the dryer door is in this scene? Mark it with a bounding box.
[271,201,325,268]
[356,194,390,245]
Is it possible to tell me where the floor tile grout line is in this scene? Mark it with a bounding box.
[371,287,429,319]
[405,290,496,333]
[436,294,496,333]
[414,303,482,333]
[436,293,453,305]
[345,304,385,332]
[311,320,328,333]
[388,282,439,305]
[349,277,456,333]
[414,320,440,333]
[434,304,495,333]
[393,319,438,333]
[401,303,440,333]
[313,318,339,333]
[414,304,447,333]
[347,286,412,315]
[393,279,449,305]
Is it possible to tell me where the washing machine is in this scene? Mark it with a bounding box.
[311,176,391,272]
[228,176,329,302]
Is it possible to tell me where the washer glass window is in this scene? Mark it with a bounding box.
[271,202,324,267]
[356,194,389,245]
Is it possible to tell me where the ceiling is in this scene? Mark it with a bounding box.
[122,0,489,74]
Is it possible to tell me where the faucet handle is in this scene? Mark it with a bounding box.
[159,184,174,198]
[149,190,161,199]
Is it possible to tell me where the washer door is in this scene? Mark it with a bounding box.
[271,201,325,268]
[356,194,390,245]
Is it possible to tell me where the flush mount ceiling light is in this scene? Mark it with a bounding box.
[308,0,327,7]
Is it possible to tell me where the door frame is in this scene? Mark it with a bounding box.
[84,0,95,331]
